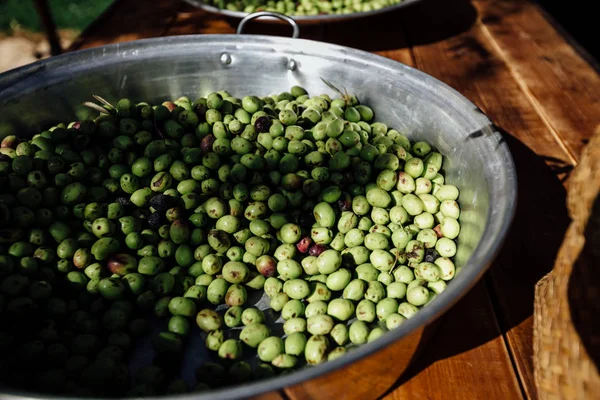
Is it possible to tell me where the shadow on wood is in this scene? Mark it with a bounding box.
[486,127,570,336]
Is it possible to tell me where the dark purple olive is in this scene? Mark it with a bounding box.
[337,199,351,211]
[308,244,327,257]
[296,237,312,254]
[116,197,131,208]
[147,213,163,229]
[337,192,352,212]
[193,103,207,119]
[424,249,439,263]
[254,116,271,133]
[149,194,176,213]
[200,134,216,153]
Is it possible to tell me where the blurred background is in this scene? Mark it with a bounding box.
[0,0,114,72]
[0,0,597,73]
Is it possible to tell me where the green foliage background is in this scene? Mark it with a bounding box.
[0,0,114,33]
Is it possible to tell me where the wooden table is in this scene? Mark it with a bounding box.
[68,1,600,398]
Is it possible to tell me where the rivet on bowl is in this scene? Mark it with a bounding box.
[220,53,232,65]
[288,58,297,71]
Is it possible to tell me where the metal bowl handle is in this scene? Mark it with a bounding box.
[237,11,300,38]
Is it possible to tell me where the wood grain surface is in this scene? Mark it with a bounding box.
[66,0,600,398]
[384,282,523,400]
[472,0,600,163]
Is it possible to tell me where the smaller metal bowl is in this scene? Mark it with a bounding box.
[183,0,422,24]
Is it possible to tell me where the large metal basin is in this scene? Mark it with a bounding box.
[0,34,517,400]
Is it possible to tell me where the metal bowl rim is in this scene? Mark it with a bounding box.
[0,34,518,400]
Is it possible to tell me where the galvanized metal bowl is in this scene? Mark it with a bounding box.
[0,33,517,400]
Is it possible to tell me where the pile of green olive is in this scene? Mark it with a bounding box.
[0,85,460,396]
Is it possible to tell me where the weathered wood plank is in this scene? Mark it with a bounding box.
[473,0,600,162]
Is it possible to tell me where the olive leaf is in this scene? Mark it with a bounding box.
[83,95,116,115]
[92,95,115,111]
[320,77,359,107]
[82,101,109,115]
[320,77,346,96]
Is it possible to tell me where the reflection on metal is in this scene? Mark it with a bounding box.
[237,11,300,37]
